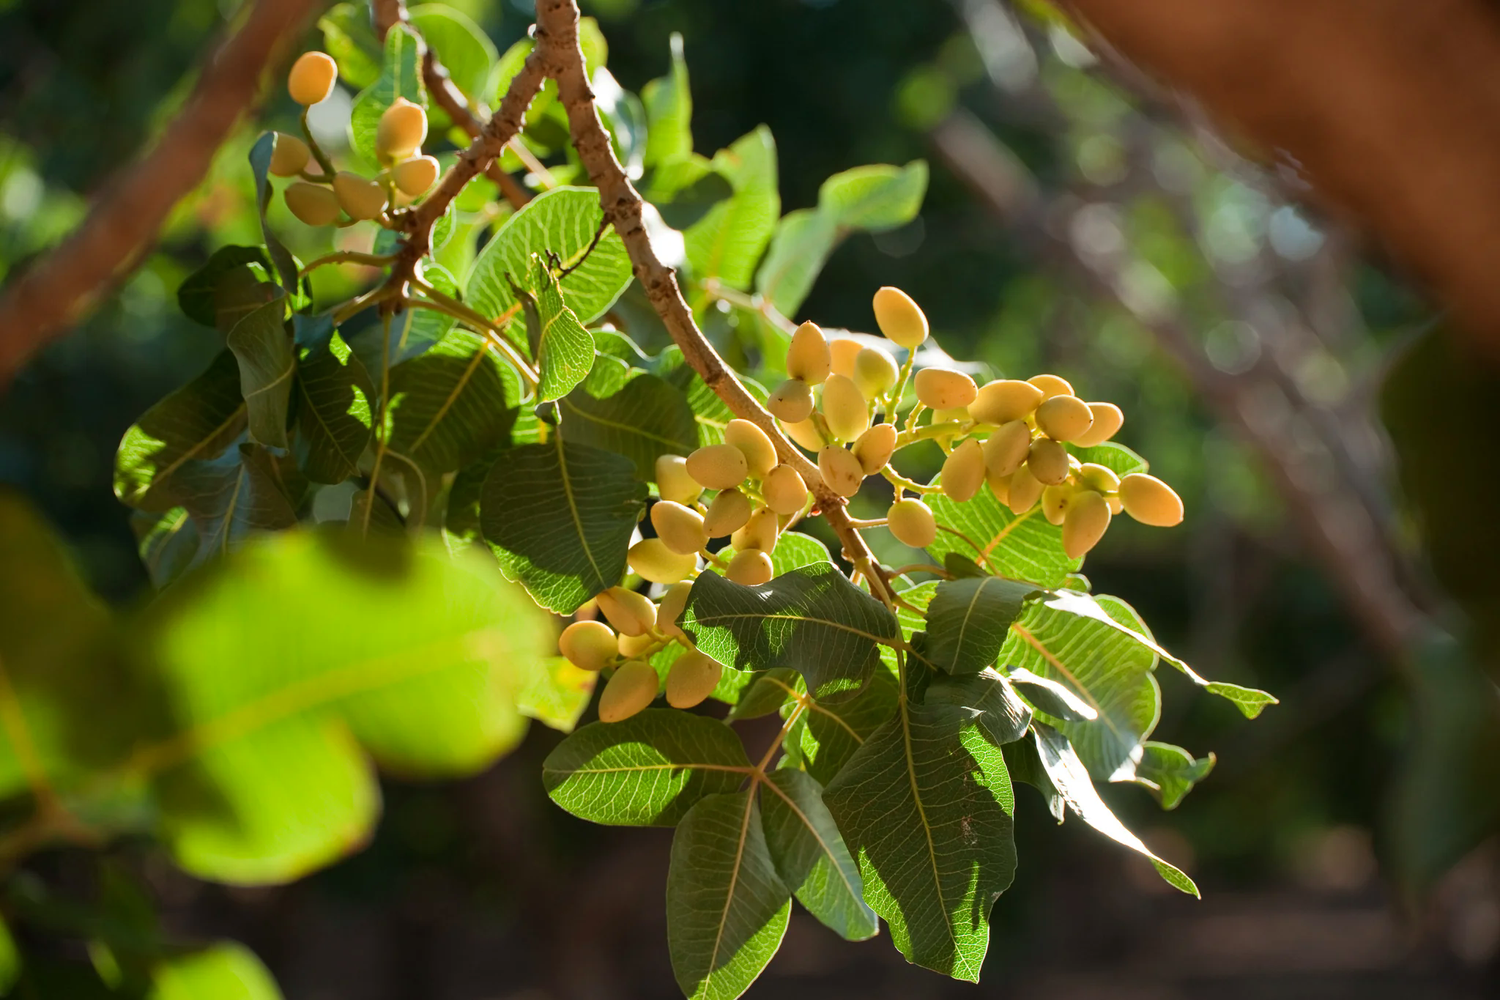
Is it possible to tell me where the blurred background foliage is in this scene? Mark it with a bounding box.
[1,0,1495,996]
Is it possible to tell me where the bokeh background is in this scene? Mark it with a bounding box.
[1,0,1495,997]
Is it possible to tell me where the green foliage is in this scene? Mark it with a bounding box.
[147,943,283,1000]
[349,25,426,165]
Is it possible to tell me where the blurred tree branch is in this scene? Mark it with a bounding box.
[0,0,326,389]
[1058,0,1500,364]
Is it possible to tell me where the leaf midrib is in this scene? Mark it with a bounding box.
[555,434,606,589]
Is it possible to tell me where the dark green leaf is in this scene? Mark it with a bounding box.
[174,445,300,561]
[790,668,899,784]
[824,699,1016,981]
[559,356,698,480]
[1030,722,1198,896]
[177,245,271,328]
[247,134,299,293]
[761,769,876,941]
[225,294,294,450]
[1006,665,1097,722]
[680,565,899,701]
[131,508,200,590]
[294,316,375,484]
[349,24,425,165]
[1001,733,1063,821]
[921,576,1038,675]
[115,352,246,512]
[318,3,382,90]
[480,439,647,613]
[384,328,520,480]
[1129,742,1215,810]
[925,668,1033,746]
[667,790,789,1000]
[543,710,750,826]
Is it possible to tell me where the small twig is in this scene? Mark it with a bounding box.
[299,250,395,275]
[557,220,609,278]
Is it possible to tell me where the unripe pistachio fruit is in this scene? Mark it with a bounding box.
[887,498,937,548]
[1026,438,1071,485]
[657,582,693,638]
[332,171,387,221]
[269,133,310,176]
[726,548,774,586]
[725,418,778,479]
[1007,465,1045,514]
[853,346,899,400]
[1071,402,1124,448]
[987,464,1012,504]
[731,507,780,553]
[392,154,440,196]
[1077,462,1120,495]
[762,465,809,516]
[655,454,702,505]
[970,379,1044,425]
[667,650,724,709]
[284,182,342,226]
[628,538,696,584]
[940,438,986,502]
[828,338,863,379]
[786,321,832,384]
[872,286,929,349]
[686,444,748,491]
[1034,394,1094,443]
[376,98,428,161]
[767,378,814,424]
[595,586,657,637]
[1062,490,1111,559]
[703,489,753,537]
[781,418,825,453]
[1041,484,1074,526]
[820,374,869,442]
[288,51,338,106]
[818,445,865,497]
[852,423,897,474]
[1118,473,1184,527]
[559,620,616,672]
[982,419,1032,478]
[914,368,978,411]
[598,660,659,722]
[651,501,708,556]
[1027,373,1074,400]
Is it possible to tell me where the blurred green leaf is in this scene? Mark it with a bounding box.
[318,3,382,91]
[642,33,692,168]
[755,208,837,319]
[409,4,496,101]
[685,129,779,291]
[516,656,596,733]
[350,25,426,166]
[147,942,281,1000]
[817,160,927,232]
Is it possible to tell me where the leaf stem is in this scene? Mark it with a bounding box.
[299,250,396,276]
[299,108,337,180]
[881,465,940,496]
[405,279,540,387]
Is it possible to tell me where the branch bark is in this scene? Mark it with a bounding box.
[0,0,324,389]
[1059,0,1500,362]
[532,0,894,602]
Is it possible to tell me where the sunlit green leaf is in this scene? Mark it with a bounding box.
[147,942,281,1000]
[921,576,1038,675]
[925,668,1033,747]
[294,316,374,484]
[350,24,426,165]
[559,356,698,479]
[516,656,596,733]
[685,129,779,291]
[761,769,877,941]
[514,256,598,402]
[318,3,382,90]
[755,209,837,319]
[926,488,1080,589]
[1005,665,1097,722]
[817,160,928,231]
[642,33,692,168]
[1128,741,1215,810]
[409,4,496,101]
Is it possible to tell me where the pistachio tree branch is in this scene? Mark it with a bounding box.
[533,0,895,604]
[372,0,530,209]
[0,0,324,389]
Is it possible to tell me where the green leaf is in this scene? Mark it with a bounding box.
[140,530,549,884]
[999,593,1161,781]
[1041,589,1276,718]
[516,656,596,733]
[789,668,899,784]
[225,293,294,450]
[115,351,246,512]
[131,508,200,589]
[559,356,698,479]
[925,668,1033,747]
[654,345,767,448]
[594,67,649,179]
[350,24,426,165]
[247,134,299,293]
[1129,742,1215,810]
[754,209,837,319]
[921,576,1038,675]
[1001,731,1064,821]
[667,790,790,1000]
[543,710,750,826]
[824,699,1016,981]
[318,3,382,90]
[467,187,633,335]
[0,916,19,996]
[294,316,375,484]
[480,439,647,613]
[760,769,877,941]
[512,256,597,401]
[1029,722,1198,896]
[177,245,271,329]
[646,157,732,230]
[384,262,459,365]
[817,160,928,231]
[642,33,692,167]
[384,328,521,481]
[685,129,779,291]
[173,445,301,562]
[1005,665,1097,722]
[926,488,1080,589]
[1068,440,1148,477]
[147,942,282,1000]
[680,565,899,701]
[764,530,833,574]
[409,4,496,100]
